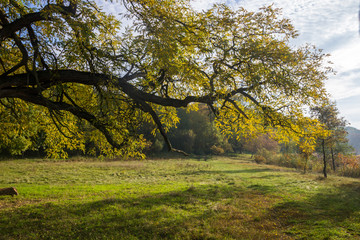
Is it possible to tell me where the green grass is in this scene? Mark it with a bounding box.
[1,155,360,239]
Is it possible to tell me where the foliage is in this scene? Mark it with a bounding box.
[311,101,350,177]
[210,145,225,155]
[254,154,266,164]
[167,107,232,155]
[243,134,280,154]
[0,0,331,157]
[338,153,360,178]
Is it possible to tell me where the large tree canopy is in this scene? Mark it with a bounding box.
[0,0,331,158]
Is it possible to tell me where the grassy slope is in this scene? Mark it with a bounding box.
[1,155,360,240]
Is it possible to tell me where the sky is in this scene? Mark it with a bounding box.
[97,0,360,129]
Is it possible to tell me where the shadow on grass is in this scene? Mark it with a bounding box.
[266,182,360,239]
[2,179,360,239]
[249,174,283,179]
[247,184,277,193]
[179,168,274,176]
[0,184,261,239]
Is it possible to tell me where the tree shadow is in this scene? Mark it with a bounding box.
[249,174,283,179]
[3,177,360,239]
[179,168,275,176]
[265,182,360,239]
[1,181,298,239]
[247,184,277,193]
[0,184,251,239]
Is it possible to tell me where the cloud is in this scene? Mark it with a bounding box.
[327,68,360,99]
[94,0,125,16]
[337,95,360,128]
[190,0,226,11]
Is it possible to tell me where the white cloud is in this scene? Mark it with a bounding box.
[326,69,360,100]
[331,39,360,72]
[337,95,360,128]
[190,0,226,11]
[94,0,125,16]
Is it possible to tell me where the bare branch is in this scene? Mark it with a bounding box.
[17,91,125,149]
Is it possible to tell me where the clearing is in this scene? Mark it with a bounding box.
[1,155,360,239]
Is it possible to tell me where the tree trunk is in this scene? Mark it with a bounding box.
[303,154,309,174]
[322,139,327,178]
[331,147,336,172]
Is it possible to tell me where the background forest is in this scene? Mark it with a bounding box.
[140,103,360,179]
[2,101,359,179]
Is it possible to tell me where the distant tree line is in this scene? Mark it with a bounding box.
[2,100,359,178]
[141,102,356,178]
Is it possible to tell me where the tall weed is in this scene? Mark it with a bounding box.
[338,154,360,178]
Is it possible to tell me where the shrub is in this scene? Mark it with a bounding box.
[278,153,303,169]
[256,148,281,165]
[150,139,164,153]
[210,145,225,155]
[257,148,272,160]
[254,155,266,164]
[338,153,360,178]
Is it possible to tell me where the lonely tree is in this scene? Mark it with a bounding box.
[0,0,331,157]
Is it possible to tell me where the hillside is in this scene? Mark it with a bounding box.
[1,156,360,239]
[346,126,360,154]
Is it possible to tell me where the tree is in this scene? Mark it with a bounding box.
[297,118,329,174]
[0,0,331,158]
[168,106,231,155]
[243,133,279,155]
[311,101,349,177]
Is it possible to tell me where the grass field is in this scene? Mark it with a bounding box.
[1,155,360,239]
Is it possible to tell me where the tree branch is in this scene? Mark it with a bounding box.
[0,3,77,43]
[226,98,249,119]
[0,69,274,154]
[16,90,125,149]
[137,99,188,156]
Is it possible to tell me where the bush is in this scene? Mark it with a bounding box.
[256,148,282,165]
[338,154,360,178]
[277,153,304,169]
[254,155,266,164]
[150,139,164,153]
[210,145,225,155]
[257,148,271,160]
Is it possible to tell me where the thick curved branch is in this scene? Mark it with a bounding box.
[137,99,188,156]
[1,70,213,107]
[0,12,47,42]
[0,3,77,42]
[0,70,144,90]
[14,89,125,149]
[1,70,256,110]
[0,69,270,154]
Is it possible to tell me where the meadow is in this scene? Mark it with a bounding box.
[1,155,360,239]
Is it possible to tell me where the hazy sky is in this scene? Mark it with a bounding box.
[97,0,360,129]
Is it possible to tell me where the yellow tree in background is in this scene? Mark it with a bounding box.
[297,118,330,175]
